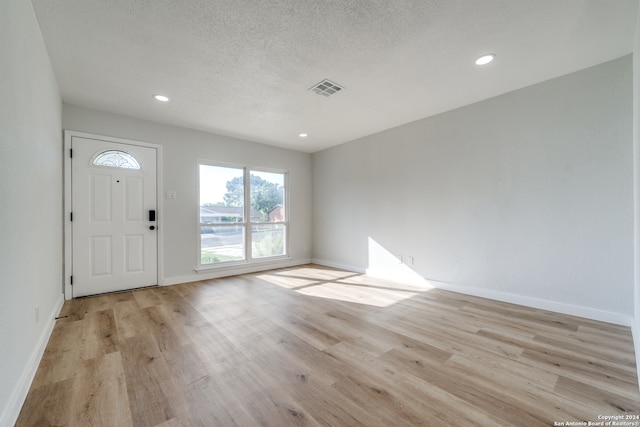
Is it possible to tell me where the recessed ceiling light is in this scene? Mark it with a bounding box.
[153,94,170,102]
[299,133,308,138]
[475,54,495,66]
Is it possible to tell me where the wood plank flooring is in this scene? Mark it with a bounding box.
[16,264,640,426]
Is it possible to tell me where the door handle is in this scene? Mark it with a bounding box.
[149,210,156,221]
[149,225,156,230]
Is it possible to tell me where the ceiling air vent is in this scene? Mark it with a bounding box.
[309,79,344,97]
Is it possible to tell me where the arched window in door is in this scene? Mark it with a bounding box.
[92,150,141,169]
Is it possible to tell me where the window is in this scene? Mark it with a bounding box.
[199,163,287,267]
[250,171,286,259]
[92,150,141,169]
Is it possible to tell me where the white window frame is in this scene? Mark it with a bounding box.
[248,167,288,261]
[197,161,289,270]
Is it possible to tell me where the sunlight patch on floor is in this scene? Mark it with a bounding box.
[295,281,420,307]
[256,265,429,307]
[253,273,320,289]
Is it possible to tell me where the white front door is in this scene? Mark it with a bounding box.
[71,136,158,297]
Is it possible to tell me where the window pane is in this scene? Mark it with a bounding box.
[251,224,285,258]
[249,170,285,222]
[201,225,245,264]
[199,164,244,221]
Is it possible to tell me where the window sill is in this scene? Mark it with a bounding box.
[195,255,291,273]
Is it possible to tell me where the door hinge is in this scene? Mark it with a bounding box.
[70,148,73,158]
[70,212,73,221]
[70,276,73,285]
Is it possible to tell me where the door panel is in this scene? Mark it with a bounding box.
[125,177,144,221]
[91,236,112,277]
[125,235,145,273]
[91,174,112,221]
[72,136,157,297]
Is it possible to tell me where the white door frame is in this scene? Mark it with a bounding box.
[64,130,164,299]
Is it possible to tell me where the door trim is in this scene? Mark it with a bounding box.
[64,130,164,299]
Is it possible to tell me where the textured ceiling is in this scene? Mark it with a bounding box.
[31,0,638,153]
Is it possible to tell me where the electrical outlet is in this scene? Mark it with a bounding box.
[397,255,403,264]
[34,305,39,324]
[407,256,414,266]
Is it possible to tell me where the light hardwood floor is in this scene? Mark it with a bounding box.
[16,265,640,426]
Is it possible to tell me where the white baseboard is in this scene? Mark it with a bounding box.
[365,267,435,288]
[310,258,366,274]
[309,262,633,325]
[429,279,633,326]
[162,258,312,286]
[0,293,64,427]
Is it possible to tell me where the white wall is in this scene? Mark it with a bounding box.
[633,5,640,385]
[0,0,63,424]
[313,56,633,323]
[63,104,312,285]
